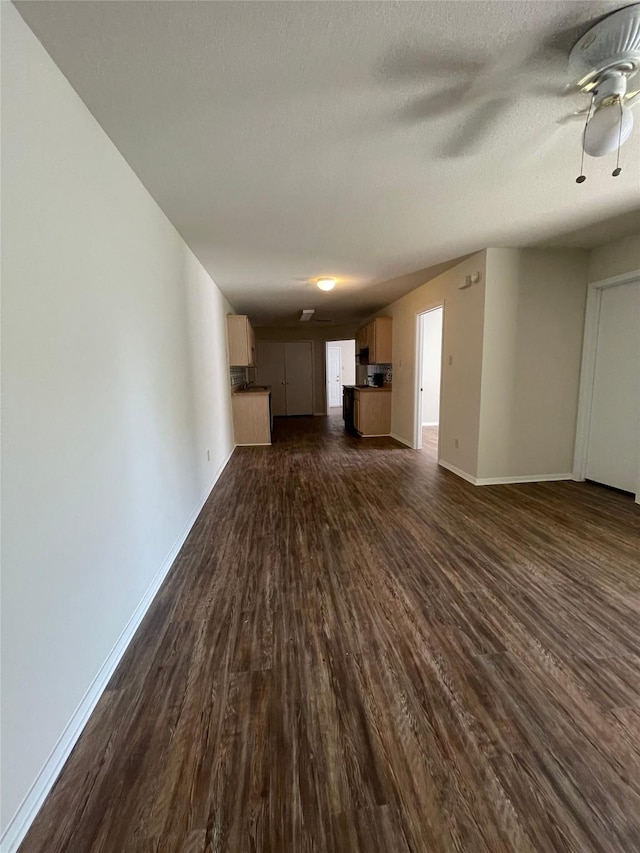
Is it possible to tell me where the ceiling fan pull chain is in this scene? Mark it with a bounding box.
[576,93,595,184]
[612,97,623,177]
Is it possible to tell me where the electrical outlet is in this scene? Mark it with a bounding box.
[454,438,459,449]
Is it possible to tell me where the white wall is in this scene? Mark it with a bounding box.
[382,247,591,482]
[477,248,589,481]
[588,233,640,282]
[420,308,442,425]
[385,252,487,476]
[1,5,235,844]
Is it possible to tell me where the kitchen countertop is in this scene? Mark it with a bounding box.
[233,385,271,396]
[343,385,392,392]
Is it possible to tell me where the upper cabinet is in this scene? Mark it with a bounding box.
[356,317,392,364]
[227,314,256,367]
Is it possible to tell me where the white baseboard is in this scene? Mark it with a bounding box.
[390,432,414,448]
[0,446,235,853]
[438,459,574,487]
[474,472,574,485]
[438,459,478,484]
[421,421,439,427]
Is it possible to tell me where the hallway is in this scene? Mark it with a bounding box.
[20,415,640,852]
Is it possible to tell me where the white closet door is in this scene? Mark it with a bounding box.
[256,341,287,416]
[284,341,313,415]
[586,280,640,493]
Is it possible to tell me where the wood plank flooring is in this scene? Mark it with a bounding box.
[421,425,439,455]
[19,415,640,852]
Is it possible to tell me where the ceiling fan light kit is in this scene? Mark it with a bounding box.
[569,3,640,182]
[583,97,634,157]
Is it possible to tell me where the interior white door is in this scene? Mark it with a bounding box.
[256,341,287,416]
[284,341,313,415]
[586,280,640,493]
[327,346,342,408]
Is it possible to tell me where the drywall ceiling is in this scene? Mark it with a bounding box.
[536,208,640,247]
[14,1,640,325]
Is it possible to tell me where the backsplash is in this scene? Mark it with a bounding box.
[356,363,393,385]
[230,366,248,387]
[367,363,393,384]
[230,366,257,388]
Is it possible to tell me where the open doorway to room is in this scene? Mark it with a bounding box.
[326,339,356,414]
[415,307,443,459]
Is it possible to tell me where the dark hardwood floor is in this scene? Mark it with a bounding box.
[421,425,438,456]
[20,415,640,852]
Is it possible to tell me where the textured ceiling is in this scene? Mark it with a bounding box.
[15,1,640,325]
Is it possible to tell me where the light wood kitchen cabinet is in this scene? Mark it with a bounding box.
[227,314,256,367]
[353,388,391,436]
[356,317,392,364]
[232,388,271,445]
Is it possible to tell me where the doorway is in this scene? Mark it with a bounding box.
[415,307,443,456]
[326,340,356,414]
[574,273,640,501]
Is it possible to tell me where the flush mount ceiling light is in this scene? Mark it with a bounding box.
[567,4,640,181]
[316,278,336,291]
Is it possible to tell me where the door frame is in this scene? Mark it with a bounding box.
[326,345,342,410]
[414,305,444,451]
[573,269,640,503]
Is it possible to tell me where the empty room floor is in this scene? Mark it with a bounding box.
[20,415,640,852]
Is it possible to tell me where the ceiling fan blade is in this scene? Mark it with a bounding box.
[398,83,468,123]
[530,82,572,99]
[438,97,512,158]
[556,111,589,126]
[378,45,486,84]
[509,122,568,164]
[456,32,570,106]
[556,90,640,124]
[531,16,600,72]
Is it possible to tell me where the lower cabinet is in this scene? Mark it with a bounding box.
[232,391,272,445]
[353,389,391,436]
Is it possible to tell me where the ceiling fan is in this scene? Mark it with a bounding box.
[562,3,640,179]
[387,4,640,171]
